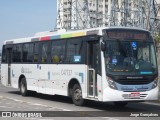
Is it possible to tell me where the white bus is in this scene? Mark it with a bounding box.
[1,27,159,106]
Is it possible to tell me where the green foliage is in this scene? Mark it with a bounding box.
[155,33,160,43]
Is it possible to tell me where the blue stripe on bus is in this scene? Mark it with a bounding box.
[79,73,84,83]
[48,71,50,80]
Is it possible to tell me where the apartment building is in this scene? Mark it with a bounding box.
[57,0,111,29]
[158,2,160,17]
[156,0,160,33]
[57,0,155,29]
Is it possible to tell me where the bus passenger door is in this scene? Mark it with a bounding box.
[6,46,12,86]
[87,41,101,98]
[37,42,51,94]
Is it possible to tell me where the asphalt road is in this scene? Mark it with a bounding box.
[0,83,160,120]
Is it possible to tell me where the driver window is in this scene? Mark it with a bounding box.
[137,45,150,62]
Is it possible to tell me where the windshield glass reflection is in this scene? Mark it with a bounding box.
[105,40,157,75]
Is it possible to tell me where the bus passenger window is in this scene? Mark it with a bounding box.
[33,43,39,62]
[12,44,22,62]
[51,40,65,63]
[22,43,33,62]
[34,56,38,62]
[41,43,48,63]
[66,39,83,63]
[42,57,46,63]
[52,55,60,63]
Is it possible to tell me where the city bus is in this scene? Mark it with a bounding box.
[1,27,159,106]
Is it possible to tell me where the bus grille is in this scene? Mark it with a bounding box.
[115,79,152,85]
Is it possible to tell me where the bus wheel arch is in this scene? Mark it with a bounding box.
[68,79,84,106]
[68,78,81,97]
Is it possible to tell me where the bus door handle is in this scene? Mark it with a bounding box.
[39,66,41,70]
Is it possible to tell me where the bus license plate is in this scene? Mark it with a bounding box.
[130,92,140,98]
[122,92,140,99]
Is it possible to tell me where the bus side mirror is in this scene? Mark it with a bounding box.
[101,41,106,51]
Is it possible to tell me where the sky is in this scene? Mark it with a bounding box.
[0,0,57,50]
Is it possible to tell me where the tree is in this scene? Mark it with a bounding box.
[155,33,160,45]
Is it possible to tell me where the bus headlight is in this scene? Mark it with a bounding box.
[152,77,158,89]
[107,77,117,90]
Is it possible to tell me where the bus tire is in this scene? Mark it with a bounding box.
[114,102,128,107]
[20,78,28,96]
[72,84,84,106]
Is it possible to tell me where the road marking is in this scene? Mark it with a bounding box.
[39,119,55,120]
[10,98,24,102]
[0,95,71,111]
[0,106,12,108]
[32,103,47,106]
[26,118,39,120]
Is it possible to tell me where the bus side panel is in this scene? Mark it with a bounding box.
[10,64,18,88]
[10,63,88,98]
[44,64,87,98]
[1,64,8,86]
[38,64,52,94]
[97,74,103,101]
[11,64,38,92]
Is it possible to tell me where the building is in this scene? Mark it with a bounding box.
[56,0,112,29]
[56,0,157,30]
[157,1,160,18]
[156,0,160,33]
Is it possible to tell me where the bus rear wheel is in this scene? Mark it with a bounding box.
[20,78,28,96]
[72,84,84,106]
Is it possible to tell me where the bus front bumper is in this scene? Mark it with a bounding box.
[102,86,159,102]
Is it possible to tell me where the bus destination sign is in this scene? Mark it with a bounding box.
[107,31,149,40]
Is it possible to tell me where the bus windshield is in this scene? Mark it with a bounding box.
[104,40,157,75]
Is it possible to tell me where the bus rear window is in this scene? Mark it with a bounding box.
[2,45,6,63]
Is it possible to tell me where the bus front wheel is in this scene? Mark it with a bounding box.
[20,78,28,96]
[72,84,84,106]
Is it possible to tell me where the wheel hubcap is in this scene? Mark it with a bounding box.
[74,89,82,101]
[21,83,25,93]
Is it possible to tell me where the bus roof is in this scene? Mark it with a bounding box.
[3,27,150,45]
